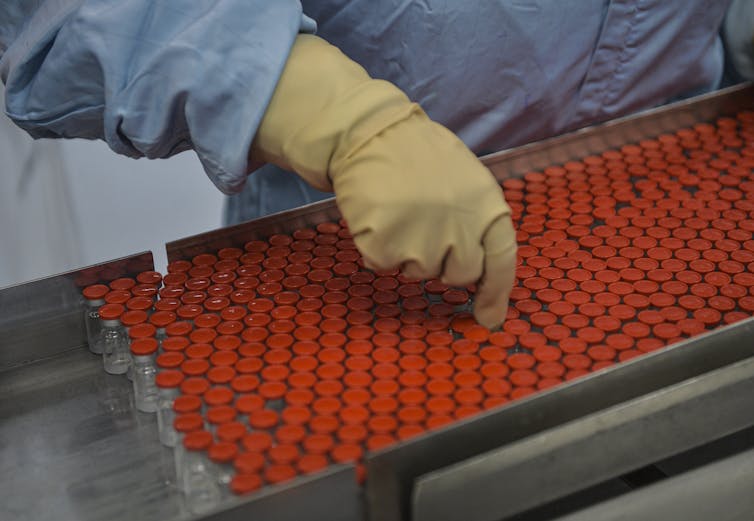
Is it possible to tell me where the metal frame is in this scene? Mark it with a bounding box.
[362,81,754,521]
[365,317,754,521]
[552,447,754,521]
[2,82,754,521]
[0,251,154,371]
[0,344,363,521]
[412,353,754,521]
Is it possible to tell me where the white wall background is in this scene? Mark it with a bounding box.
[62,139,224,274]
[0,113,224,288]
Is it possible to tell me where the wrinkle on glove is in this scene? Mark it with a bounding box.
[302,0,728,154]
[2,0,314,194]
[724,0,754,80]
[252,35,517,328]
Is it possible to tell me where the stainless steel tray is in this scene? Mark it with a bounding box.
[3,83,754,521]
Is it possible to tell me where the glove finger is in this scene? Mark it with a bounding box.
[440,239,485,288]
[400,259,441,281]
[352,230,403,273]
[472,215,518,329]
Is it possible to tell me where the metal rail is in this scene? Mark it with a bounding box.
[0,251,154,371]
[552,447,754,521]
[2,82,754,521]
[412,354,754,521]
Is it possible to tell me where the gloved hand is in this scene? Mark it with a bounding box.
[251,35,516,328]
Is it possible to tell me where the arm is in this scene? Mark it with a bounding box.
[724,0,754,81]
[2,4,516,327]
[2,0,313,194]
[252,35,517,328]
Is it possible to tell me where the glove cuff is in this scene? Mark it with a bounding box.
[251,34,419,191]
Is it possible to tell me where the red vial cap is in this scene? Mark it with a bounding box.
[83,284,109,300]
[120,310,148,327]
[216,421,246,443]
[230,474,263,495]
[128,323,156,340]
[280,419,314,444]
[265,464,297,484]
[230,374,259,393]
[130,337,158,356]
[184,430,214,451]
[156,352,184,369]
[235,394,264,415]
[185,343,213,360]
[207,405,237,425]
[204,386,234,406]
[234,452,266,475]
[208,366,236,385]
[297,454,328,475]
[148,310,176,328]
[136,270,162,285]
[165,321,193,337]
[235,356,263,375]
[99,303,125,320]
[181,377,210,396]
[104,290,131,305]
[268,444,300,465]
[249,409,279,430]
[173,413,204,433]
[126,296,153,311]
[155,370,184,388]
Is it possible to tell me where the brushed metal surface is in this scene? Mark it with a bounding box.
[0,251,154,371]
[165,200,341,263]
[552,448,754,521]
[165,83,754,262]
[0,348,363,521]
[412,356,754,521]
[362,83,754,521]
[3,83,754,521]
[481,82,754,180]
[365,316,754,521]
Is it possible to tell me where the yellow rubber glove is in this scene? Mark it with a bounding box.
[251,35,516,328]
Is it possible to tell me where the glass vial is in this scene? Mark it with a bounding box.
[173,413,205,491]
[98,304,130,375]
[182,431,220,513]
[82,284,109,354]
[155,371,184,447]
[130,338,159,412]
[208,442,239,495]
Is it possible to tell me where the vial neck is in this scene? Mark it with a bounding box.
[158,387,180,398]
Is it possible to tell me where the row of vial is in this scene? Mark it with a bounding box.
[83,280,475,505]
[82,283,228,508]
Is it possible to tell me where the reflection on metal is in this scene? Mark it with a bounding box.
[481,82,754,180]
[164,83,754,265]
[3,82,754,521]
[0,348,363,521]
[195,465,362,521]
[553,447,754,521]
[365,318,754,521]
[165,200,341,263]
[364,83,754,521]
[412,356,754,521]
[0,251,154,371]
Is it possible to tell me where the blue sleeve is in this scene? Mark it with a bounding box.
[1,1,315,194]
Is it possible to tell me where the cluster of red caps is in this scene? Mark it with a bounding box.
[83,111,754,495]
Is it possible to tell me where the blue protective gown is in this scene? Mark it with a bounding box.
[0,1,732,224]
[1,1,315,194]
[228,0,732,223]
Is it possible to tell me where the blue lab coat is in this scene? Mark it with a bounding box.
[0,1,732,224]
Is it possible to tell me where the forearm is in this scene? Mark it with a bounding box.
[2,0,313,194]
